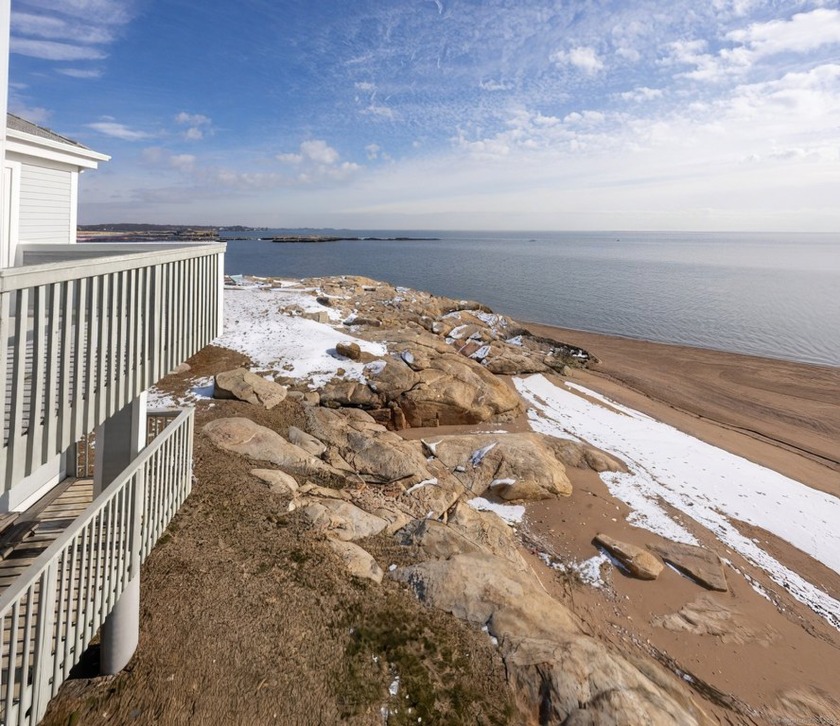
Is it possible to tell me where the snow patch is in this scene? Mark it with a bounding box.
[467,497,524,524]
[515,374,840,630]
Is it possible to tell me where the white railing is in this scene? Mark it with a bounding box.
[0,408,194,725]
[0,243,224,495]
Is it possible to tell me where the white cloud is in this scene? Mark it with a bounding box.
[56,67,103,78]
[17,0,134,26]
[87,120,152,140]
[479,79,511,91]
[365,143,381,160]
[728,8,840,59]
[175,112,211,126]
[619,86,664,102]
[550,46,604,74]
[8,102,51,124]
[666,8,840,82]
[10,37,106,61]
[169,154,197,173]
[354,81,376,92]
[300,139,339,165]
[11,11,114,43]
[275,139,361,183]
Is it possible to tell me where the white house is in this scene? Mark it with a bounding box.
[2,113,110,267]
[0,2,226,722]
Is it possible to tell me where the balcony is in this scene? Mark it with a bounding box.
[1,242,225,500]
[0,242,225,724]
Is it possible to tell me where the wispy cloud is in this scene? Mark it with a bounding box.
[87,120,153,141]
[11,0,134,76]
[10,38,106,61]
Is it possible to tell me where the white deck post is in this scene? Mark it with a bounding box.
[93,390,147,674]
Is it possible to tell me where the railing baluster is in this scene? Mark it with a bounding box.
[32,564,57,723]
[0,292,10,478]
[58,281,73,453]
[25,286,48,480]
[8,289,29,487]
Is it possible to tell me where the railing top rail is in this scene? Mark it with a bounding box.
[0,408,193,613]
[0,242,226,292]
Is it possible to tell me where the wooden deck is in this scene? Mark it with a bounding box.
[0,479,93,598]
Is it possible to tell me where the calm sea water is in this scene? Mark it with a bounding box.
[221,230,840,367]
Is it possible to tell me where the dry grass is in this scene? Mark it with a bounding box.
[42,348,517,725]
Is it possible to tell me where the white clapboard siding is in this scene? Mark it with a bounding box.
[17,166,73,245]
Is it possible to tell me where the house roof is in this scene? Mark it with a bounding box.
[5,113,110,168]
[7,113,91,150]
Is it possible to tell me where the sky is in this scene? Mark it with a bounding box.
[7,0,840,231]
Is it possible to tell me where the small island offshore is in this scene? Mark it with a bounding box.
[42,274,840,725]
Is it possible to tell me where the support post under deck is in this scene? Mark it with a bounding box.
[93,391,147,675]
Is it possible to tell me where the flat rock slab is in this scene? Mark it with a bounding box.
[214,368,288,409]
[203,417,337,479]
[652,595,777,646]
[302,499,389,541]
[648,541,728,591]
[594,533,663,580]
[250,469,299,496]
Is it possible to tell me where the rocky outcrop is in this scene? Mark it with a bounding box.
[424,433,572,500]
[214,368,287,409]
[203,417,339,480]
[594,533,664,580]
[202,276,715,724]
[392,552,706,724]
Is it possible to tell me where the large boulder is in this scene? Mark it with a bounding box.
[504,636,708,725]
[403,501,527,570]
[203,418,338,479]
[426,433,572,500]
[393,552,580,639]
[303,407,453,494]
[392,552,707,725]
[214,368,287,409]
[398,353,522,427]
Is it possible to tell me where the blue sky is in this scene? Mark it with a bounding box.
[8,0,840,230]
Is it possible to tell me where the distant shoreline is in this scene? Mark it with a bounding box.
[262,235,441,243]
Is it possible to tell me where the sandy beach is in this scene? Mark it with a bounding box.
[519,323,840,720]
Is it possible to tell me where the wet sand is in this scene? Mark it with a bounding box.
[517,324,840,722]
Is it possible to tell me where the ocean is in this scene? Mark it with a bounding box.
[221,230,840,368]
